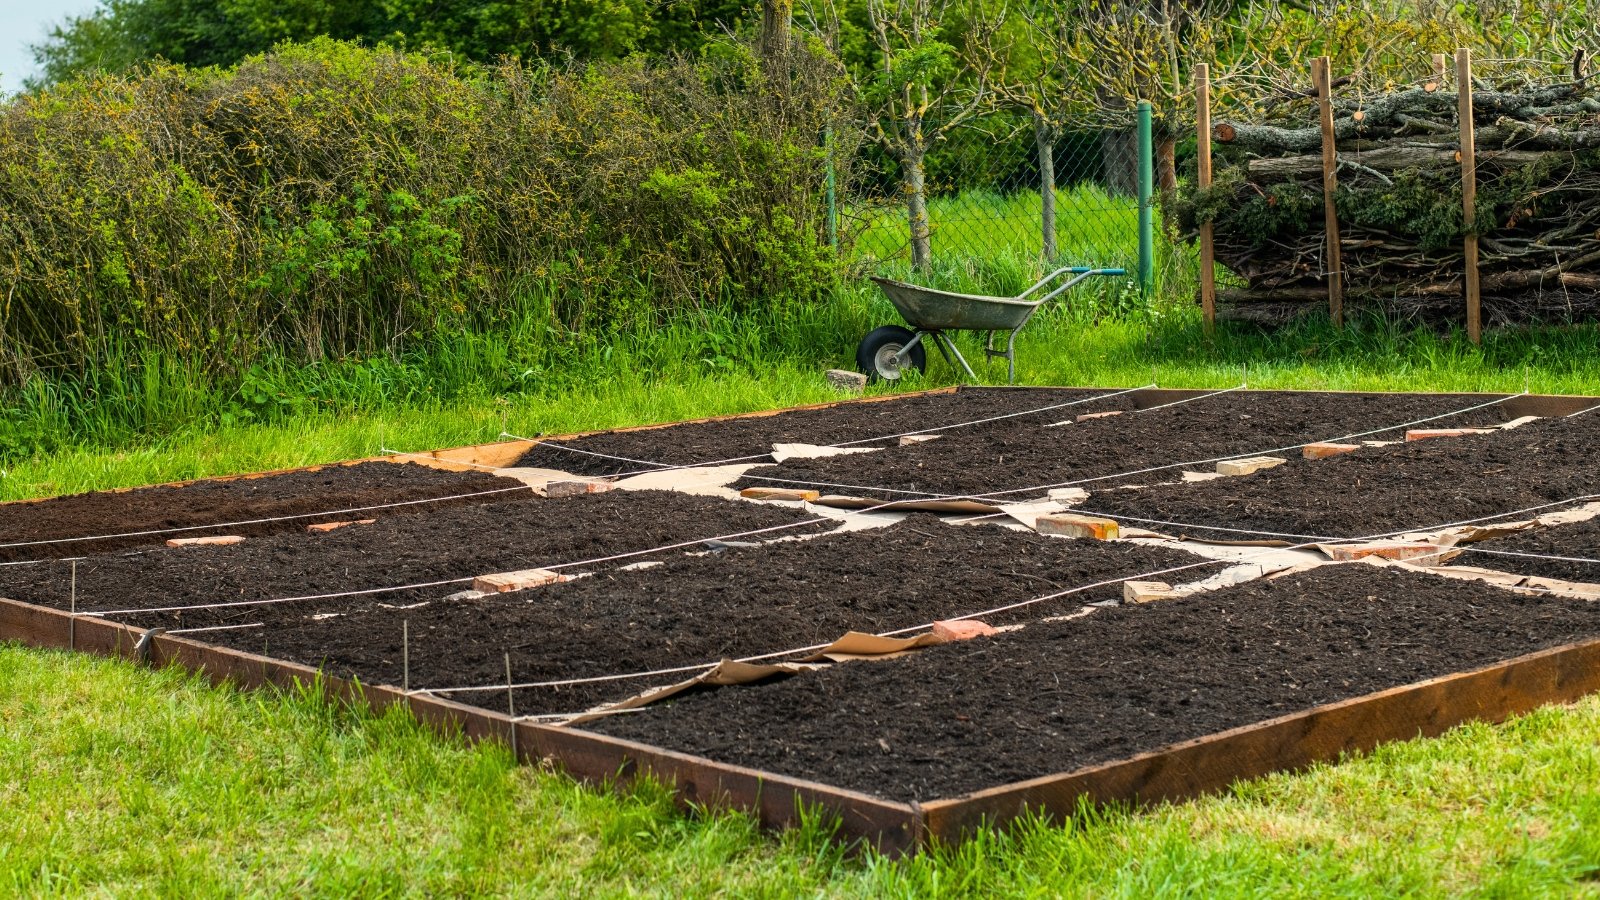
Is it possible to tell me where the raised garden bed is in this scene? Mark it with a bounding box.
[1447,518,1600,584]
[0,461,524,563]
[1086,415,1600,539]
[729,391,1521,502]
[513,386,1114,476]
[40,516,1205,717]
[7,387,1600,853]
[0,489,823,621]
[584,563,1600,800]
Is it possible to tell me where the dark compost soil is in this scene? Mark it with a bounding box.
[728,391,1517,502]
[513,387,1115,476]
[28,516,1206,717]
[1446,517,1600,584]
[0,490,823,620]
[588,563,1600,801]
[0,462,525,563]
[1086,415,1600,540]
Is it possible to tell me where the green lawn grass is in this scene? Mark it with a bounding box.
[5,644,1600,895]
[7,289,1600,894]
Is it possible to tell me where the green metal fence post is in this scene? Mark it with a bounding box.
[1136,100,1154,294]
[825,126,839,251]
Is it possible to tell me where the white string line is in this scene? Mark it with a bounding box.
[734,391,1531,503]
[167,623,264,635]
[78,515,847,617]
[1061,504,1600,568]
[84,576,482,617]
[0,484,534,552]
[415,493,1600,696]
[502,384,1159,480]
[64,393,1541,619]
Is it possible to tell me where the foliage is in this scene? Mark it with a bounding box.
[0,39,854,390]
[28,0,761,87]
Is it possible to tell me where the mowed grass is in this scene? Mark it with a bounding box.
[4,644,1600,895]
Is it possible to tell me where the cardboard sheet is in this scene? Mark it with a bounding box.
[770,443,881,463]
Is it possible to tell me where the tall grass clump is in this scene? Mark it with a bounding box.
[0,38,855,396]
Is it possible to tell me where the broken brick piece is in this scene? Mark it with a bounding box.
[544,479,614,498]
[1036,513,1120,540]
[1123,580,1177,604]
[739,487,821,502]
[165,535,245,548]
[932,619,998,641]
[472,568,572,594]
[1323,542,1451,562]
[1302,442,1360,460]
[1216,456,1288,477]
[305,519,377,534]
[1404,428,1494,442]
[1075,410,1124,423]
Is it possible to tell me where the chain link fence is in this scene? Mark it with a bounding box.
[841,111,1152,281]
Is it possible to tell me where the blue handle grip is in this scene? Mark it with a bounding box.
[1099,268,1127,276]
[1065,267,1126,275]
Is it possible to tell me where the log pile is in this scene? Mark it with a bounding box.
[1182,74,1600,324]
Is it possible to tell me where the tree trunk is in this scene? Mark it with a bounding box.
[902,149,933,271]
[1100,127,1139,197]
[760,0,792,70]
[1033,112,1058,261]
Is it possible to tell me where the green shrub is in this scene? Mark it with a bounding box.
[0,38,855,388]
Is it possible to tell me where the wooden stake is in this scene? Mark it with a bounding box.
[1196,62,1216,335]
[1457,48,1482,344]
[402,619,410,693]
[1313,56,1344,327]
[69,560,77,651]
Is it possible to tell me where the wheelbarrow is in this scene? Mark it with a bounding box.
[857,266,1126,383]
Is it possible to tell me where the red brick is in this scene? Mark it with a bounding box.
[544,479,613,498]
[166,535,245,548]
[1302,442,1360,460]
[1075,410,1124,423]
[1036,513,1120,540]
[932,619,998,641]
[1323,542,1451,562]
[1405,428,1494,442]
[472,568,572,594]
[306,519,377,534]
[739,487,821,502]
[1216,456,1287,476]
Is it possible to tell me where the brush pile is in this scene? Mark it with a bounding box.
[1181,71,1600,324]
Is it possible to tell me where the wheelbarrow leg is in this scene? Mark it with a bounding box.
[1005,327,1021,384]
[931,332,981,383]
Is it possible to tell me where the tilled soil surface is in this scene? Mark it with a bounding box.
[1447,518,1600,584]
[0,462,524,563]
[53,516,1207,717]
[589,564,1600,801]
[514,387,1115,476]
[0,490,822,621]
[1086,416,1600,539]
[729,392,1515,501]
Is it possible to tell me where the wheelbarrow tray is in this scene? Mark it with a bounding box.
[871,277,1042,332]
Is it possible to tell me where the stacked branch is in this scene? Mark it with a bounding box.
[1182,77,1600,323]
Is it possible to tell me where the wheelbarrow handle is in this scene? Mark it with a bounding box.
[1016,266,1129,307]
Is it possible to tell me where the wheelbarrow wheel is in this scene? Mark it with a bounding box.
[856,325,927,382]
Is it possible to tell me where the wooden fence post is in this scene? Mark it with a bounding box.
[1313,56,1344,327]
[1196,62,1216,335]
[1457,47,1482,343]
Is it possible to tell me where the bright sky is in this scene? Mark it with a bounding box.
[0,0,100,94]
